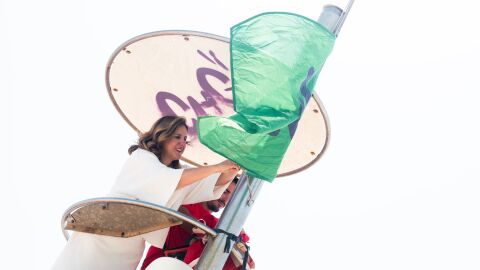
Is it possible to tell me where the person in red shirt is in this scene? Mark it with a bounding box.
[141,177,255,270]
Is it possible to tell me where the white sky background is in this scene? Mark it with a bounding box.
[2,0,480,269]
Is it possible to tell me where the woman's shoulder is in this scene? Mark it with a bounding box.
[130,148,164,165]
[131,148,155,158]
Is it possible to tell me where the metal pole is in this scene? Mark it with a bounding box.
[333,0,355,36]
[317,0,355,36]
[318,4,344,34]
[195,173,264,270]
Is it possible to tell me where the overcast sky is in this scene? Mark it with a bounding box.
[2,0,480,269]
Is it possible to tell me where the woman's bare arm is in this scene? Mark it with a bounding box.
[177,160,239,189]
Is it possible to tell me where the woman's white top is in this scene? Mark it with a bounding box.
[51,149,228,270]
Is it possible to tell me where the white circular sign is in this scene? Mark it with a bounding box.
[106,31,330,177]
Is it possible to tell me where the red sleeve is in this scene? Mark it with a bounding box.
[183,204,204,219]
[184,203,218,228]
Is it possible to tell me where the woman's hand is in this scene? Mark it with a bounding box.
[214,160,241,186]
[215,160,240,173]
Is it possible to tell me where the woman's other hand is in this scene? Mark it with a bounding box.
[215,160,240,186]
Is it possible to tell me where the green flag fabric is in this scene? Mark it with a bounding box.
[198,12,336,181]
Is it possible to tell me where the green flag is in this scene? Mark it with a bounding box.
[198,12,336,181]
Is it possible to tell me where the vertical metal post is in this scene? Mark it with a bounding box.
[195,173,264,270]
[318,0,355,36]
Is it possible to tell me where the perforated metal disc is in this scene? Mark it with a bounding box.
[62,197,217,239]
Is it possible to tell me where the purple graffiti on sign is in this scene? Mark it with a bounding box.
[156,49,233,140]
[287,67,316,138]
[268,67,316,139]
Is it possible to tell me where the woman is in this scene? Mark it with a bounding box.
[52,116,240,270]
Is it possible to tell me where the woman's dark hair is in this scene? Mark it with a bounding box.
[128,116,187,168]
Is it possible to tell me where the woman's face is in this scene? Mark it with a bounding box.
[161,125,188,165]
